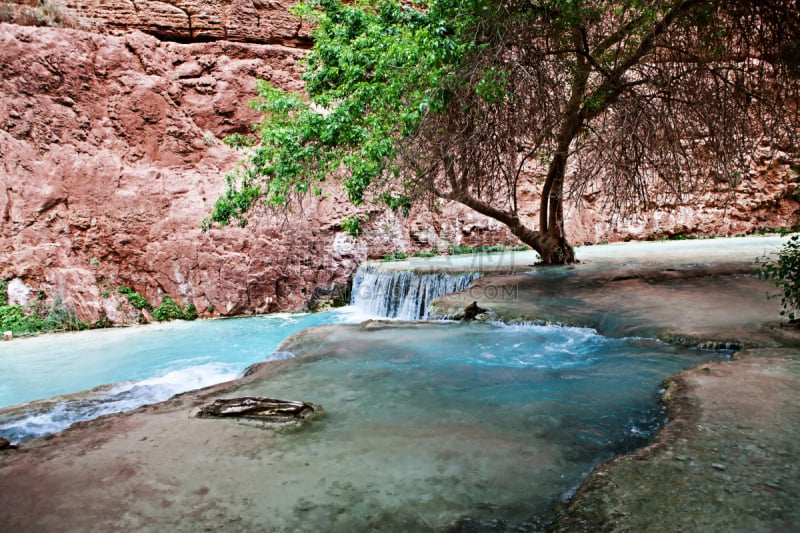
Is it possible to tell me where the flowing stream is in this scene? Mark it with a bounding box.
[0,262,728,526]
[232,320,726,529]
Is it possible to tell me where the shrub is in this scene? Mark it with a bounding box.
[183,303,198,321]
[153,295,197,321]
[0,298,87,334]
[341,214,368,238]
[17,7,45,26]
[0,4,14,24]
[759,234,800,322]
[44,297,87,331]
[0,280,7,306]
[0,304,44,334]
[446,243,531,255]
[118,286,151,311]
[2,0,89,29]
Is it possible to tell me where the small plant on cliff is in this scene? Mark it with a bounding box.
[118,286,152,311]
[0,304,45,334]
[2,0,93,29]
[758,235,800,323]
[183,303,198,321]
[153,296,197,321]
[0,296,86,334]
[0,4,14,24]
[44,298,88,331]
[341,215,368,238]
[0,280,43,333]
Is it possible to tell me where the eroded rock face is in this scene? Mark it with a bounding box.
[3,0,312,47]
[0,23,355,321]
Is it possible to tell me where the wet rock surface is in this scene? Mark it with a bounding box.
[555,347,800,532]
[460,301,487,321]
[197,396,316,422]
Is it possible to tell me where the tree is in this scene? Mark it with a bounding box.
[207,0,800,264]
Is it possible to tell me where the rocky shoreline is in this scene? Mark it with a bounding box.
[553,345,800,532]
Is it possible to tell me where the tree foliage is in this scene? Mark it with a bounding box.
[208,0,800,263]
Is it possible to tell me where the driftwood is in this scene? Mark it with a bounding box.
[197,397,316,423]
[462,301,486,321]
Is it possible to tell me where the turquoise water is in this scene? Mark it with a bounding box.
[194,321,726,529]
[0,309,362,441]
[0,309,727,526]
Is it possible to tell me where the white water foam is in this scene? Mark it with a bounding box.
[445,322,609,369]
[1,361,246,443]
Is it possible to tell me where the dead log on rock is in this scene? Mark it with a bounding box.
[197,397,317,423]
[462,301,486,321]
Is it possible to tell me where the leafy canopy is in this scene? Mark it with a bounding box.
[206,0,799,247]
[205,0,486,228]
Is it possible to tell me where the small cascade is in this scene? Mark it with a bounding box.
[350,265,481,320]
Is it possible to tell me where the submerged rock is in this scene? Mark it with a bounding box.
[197,397,317,423]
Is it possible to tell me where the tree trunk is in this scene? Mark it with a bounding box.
[437,186,577,265]
[534,148,577,265]
[509,218,576,265]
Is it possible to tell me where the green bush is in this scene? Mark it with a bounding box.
[759,235,800,322]
[0,297,87,334]
[0,304,45,334]
[446,243,530,255]
[183,303,198,321]
[153,295,183,321]
[0,279,7,306]
[382,252,408,261]
[44,298,87,331]
[118,286,151,311]
[341,215,368,238]
[153,295,197,321]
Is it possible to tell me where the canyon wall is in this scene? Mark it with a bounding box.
[0,1,798,323]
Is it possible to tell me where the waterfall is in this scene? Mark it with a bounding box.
[350,265,481,320]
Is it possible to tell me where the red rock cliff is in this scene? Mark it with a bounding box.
[0,22,353,322]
